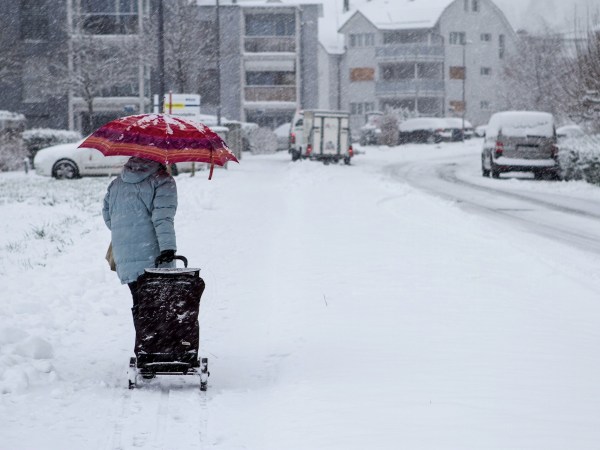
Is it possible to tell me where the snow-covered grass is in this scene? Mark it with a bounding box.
[2,143,600,449]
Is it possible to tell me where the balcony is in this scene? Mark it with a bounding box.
[244,36,296,53]
[376,45,444,62]
[375,80,445,97]
[244,86,296,102]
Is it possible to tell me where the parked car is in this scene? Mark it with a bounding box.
[289,110,353,164]
[398,117,448,144]
[481,111,559,179]
[274,122,291,151]
[34,141,129,179]
[444,118,474,141]
[359,111,383,145]
[557,124,585,140]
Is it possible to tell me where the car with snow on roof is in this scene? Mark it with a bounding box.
[481,111,559,179]
[397,117,449,144]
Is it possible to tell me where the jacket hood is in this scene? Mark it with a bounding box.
[121,157,163,183]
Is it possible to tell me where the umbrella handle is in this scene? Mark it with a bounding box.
[208,150,214,180]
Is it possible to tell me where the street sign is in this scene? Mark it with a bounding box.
[153,94,201,119]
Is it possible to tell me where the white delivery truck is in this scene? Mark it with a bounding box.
[289,110,354,164]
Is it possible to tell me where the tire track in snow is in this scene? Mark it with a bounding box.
[386,160,600,256]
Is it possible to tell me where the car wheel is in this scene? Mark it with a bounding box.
[52,159,79,180]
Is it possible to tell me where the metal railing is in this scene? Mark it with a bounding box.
[244,36,296,53]
[244,86,296,102]
[375,80,445,96]
[376,44,444,61]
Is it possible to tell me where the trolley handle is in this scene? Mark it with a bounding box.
[154,255,188,268]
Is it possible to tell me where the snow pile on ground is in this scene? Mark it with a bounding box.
[559,134,600,184]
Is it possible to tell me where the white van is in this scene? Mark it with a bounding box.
[289,110,354,164]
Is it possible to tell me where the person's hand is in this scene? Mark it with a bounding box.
[156,249,175,265]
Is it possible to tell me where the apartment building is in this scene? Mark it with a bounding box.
[334,0,516,131]
[202,0,321,128]
[0,0,150,133]
[1,0,320,133]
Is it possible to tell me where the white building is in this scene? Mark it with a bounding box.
[321,0,517,131]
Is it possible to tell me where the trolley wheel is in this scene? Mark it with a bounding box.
[199,357,210,391]
[128,357,137,389]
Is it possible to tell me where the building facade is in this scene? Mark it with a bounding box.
[336,0,516,131]
[0,0,321,133]
[201,1,321,128]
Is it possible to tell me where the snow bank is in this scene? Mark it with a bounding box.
[558,134,600,184]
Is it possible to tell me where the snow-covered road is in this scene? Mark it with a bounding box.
[389,143,600,254]
[2,140,600,449]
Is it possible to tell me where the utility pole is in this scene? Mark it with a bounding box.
[215,0,222,125]
[158,0,165,113]
[461,40,467,142]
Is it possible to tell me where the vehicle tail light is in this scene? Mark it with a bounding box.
[306,144,312,156]
[348,145,354,157]
[495,141,504,158]
[551,144,559,159]
[290,132,296,144]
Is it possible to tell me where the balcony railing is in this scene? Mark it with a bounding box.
[375,80,445,96]
[244,36,296,53]
[376,45,444,61]
[245,86,296,102]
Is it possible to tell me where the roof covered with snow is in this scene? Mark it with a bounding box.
[340,0,456,32]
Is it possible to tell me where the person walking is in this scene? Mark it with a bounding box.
[102,156,178,349]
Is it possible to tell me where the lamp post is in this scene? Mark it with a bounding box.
[461,39,472,142]
[215,0,222,125]
[461,40,466,142]
[157,0,165,113]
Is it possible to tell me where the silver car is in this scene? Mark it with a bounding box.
[481,111,559,179]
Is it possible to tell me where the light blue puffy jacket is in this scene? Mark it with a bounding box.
[102,157,177,284]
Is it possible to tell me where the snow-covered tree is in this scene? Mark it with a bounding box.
[564,29,600,130]
[500,29,569,120]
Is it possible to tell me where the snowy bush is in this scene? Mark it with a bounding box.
[22,128,82,162]
[0,132,27,172]
[558,134,600,184]
[247,127,277,154]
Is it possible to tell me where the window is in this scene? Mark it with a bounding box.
[472,0,479,12]
[350,33,375,47]
[20,0,49,40]
[246,71,295,86]
[449,32,466,45]
[417,63,442,79]
[22,58,50,102]
[80,0,139,34]
[480,101,491,110]
[449,100,465,113]
[449,66,466,80]
[350,102,375,115]
[381,63,414,81]
[480,33,492,42]
[350,68,375,82]
[499,34,506,59]
[383,31,428,44]
[480,67,491,75]
[245,13,295,36]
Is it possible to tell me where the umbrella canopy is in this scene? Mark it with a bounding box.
[79,114,238,179]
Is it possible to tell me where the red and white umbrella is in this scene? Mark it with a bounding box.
[79,113,238,179]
